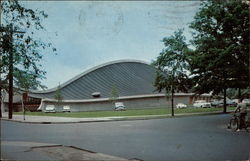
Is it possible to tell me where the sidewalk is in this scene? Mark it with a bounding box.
[1,141,135,161]
[1,112,124,124]
[0,110,234,124]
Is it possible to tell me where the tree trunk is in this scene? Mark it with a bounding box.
[8,27,13,119]
[171,85,174,117]
[21,95,25,120]
[238,88,241,99]
[223,88,227,113]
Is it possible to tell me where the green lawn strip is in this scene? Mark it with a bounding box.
[175,106,235,114]
[14,106,236,118]
[14,108,168,118]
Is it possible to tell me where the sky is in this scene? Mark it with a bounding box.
[22,1,201,89]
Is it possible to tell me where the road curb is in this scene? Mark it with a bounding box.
[0,110,237,124]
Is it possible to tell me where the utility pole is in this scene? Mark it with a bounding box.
[0,0,25,119]
[8,25,13,119]
[0,55,2,118]
[0,25,24,119]
[6,25,24,119]
[0,24,14,119]
[0,0,2,118]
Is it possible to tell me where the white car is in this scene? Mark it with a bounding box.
[45,105,56,113]
[176,103,187,109]
[210,99,223,107]
[193,100,211,108]
[62,105,71,112]
[114,102,126,111]
[243,99,250,106]
[211,99,237,107]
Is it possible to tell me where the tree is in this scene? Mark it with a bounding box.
[152,29,192,116]
[14,69,47,91]
[0,0,56,118]
[14,69,47,119]
[189,0,250,112]
[189,0,250,113]
[110,84,119,106]
[54,84,63,110]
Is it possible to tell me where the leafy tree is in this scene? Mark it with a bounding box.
[14,69,47,91]
[226,88,250,99]
[110,84,119,105]
[189,0,250,112]
[0,0,56,118]
[227,88,238,99]
[152,29,192,116]
[54,84,63,110]
[14,69,45,119]
[242,88,250,98]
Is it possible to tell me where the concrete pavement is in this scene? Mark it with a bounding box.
[1,141,134,161]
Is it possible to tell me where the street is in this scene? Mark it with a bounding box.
[1,113,250,160]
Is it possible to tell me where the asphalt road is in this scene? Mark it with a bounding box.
[1,113,250,160]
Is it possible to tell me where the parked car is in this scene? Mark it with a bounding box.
[243,99,250,106]
[211,100,223,107]
[226,99,238,107]
[62,105,71,112]
[211,99,237,107]
[114,102,126,111]
[193,100,211,108]
[232,99,239,104]
[45,105,56,113]
[176,103,187,109]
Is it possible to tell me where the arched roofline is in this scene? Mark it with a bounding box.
[30,59,150,94]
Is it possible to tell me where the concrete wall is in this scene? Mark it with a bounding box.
[2,93,212,112]
[40,95,203,112]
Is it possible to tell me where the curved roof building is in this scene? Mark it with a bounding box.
[30,59,159,100]
[5,59,212,112]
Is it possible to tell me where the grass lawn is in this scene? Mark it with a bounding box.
[14,106,237,118]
